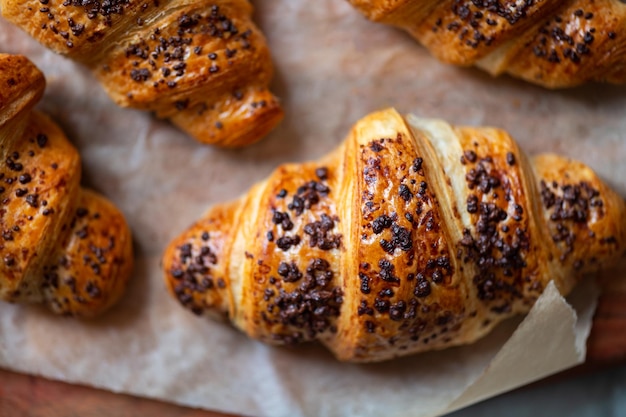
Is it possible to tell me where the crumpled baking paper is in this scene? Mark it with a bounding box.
[1,1,625,416]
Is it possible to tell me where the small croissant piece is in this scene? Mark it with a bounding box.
[0,54,133,318]
[163,108,625,362]
[347,0,626,88]
[0,0,283,146]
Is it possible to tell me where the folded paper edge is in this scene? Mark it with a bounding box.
[439,279,598,416]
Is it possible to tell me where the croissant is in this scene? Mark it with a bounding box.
[347,0,626,88]
[0,54,133,318]
[162,108,626,362]
[0,0,283,147]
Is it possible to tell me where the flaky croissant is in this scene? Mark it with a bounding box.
[0,0,283,147]
[163,108,625,362]
[348,0,626,88]
[0,54,133,318]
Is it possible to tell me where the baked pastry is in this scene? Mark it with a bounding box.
[0,54,133,318]
[163,108,625,362]
[0,0,283,146]
[347,0,626,88]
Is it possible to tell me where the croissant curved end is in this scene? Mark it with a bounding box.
[170,87,284,147]
[163,200,241,321]
[43,190,135,318]
[531,153,626,282]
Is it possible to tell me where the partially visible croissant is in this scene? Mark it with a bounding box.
[163,108,625,362]
[347,0,626,88]
[0,0,283,147]
[0,54,133,318]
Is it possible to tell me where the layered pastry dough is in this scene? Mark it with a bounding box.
[163,108,626,361]
[348,0,626,88]
[1,0,283,146]
[0,54,133,317]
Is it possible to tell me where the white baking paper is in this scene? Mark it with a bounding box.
[1,1,625,416]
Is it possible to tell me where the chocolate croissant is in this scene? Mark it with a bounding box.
[162,108,625,362]
[0,54,133,318]
[0,0,283,146]
[347,0,626,88]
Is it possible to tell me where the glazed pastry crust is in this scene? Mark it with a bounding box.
[347,0,626,88]
[163,108,625,362]
[0,54,134,318]
[0,0,283,146]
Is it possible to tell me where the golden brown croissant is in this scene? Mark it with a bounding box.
[0,0,283,147]
[347,0,626,88]
[162,108,626,362]
[0,54,133,318]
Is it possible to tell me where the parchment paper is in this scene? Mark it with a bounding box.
[1,1,625,416]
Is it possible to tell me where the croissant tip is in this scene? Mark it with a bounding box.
[212,97,284,148]
[0,54,45,125]
[42,189,134,319]
[170,90,284,147]
[162,201,240,319]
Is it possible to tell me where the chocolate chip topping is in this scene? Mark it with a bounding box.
[267,166,341,254]
[460,149,533,305]
[119,4,254,99]
[506,152,516,166]
[315,167,328,180]
[303,214,342,250]
[170,230,222,315]
[263,258,343,344]
[540,179,605,260]
[356,134,461,347]
[277,261,302,283]
[36,134,48,148]
[372,215,393,234]
[429,1,539,54]
[398,183,414,202]
[63,0,130,21]
[275,235,301,251]
[524,6,616,67]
